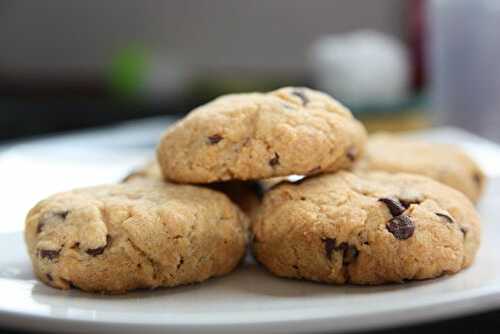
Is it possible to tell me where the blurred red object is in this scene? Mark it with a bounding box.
[409,0,426,91]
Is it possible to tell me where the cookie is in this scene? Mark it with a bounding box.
[122,160,162,182]
[252,171,480,285]
[157,87,367,183]
[25,179,248,293]
[354,133,486,203]
[123,160,262,216]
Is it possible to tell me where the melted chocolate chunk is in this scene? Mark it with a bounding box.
[39,249,61,260]
[321,238,337,260]
[435,212,454,223]
[291,89,309,105]
[208,134,223,144]
[379,197,406,216]
[269,153,280,167]
[46,273,53,281]
[346,146,357,162]
[399,198,421,209]
[387,214,415,240]
[37,210,69,234]
[86,235,111,257]
[321,238,359,264]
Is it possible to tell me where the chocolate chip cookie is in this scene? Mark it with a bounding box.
[252,171,480,285]
[355,133,486,203]
[123,160,262,216]
[157,87,367,183]
[25,179,248,293]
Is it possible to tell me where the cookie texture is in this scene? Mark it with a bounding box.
[157,87,367,183]
[355,133,486,203]
[25,179,248,293]
[252,171,480,285]
[123,160,262,216]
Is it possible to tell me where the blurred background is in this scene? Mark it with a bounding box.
[1,0,499,142]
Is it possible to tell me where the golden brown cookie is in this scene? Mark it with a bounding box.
[25,179,248,294]
[157,87,367,183]
[252,171,480,285]
[355,133,486,203]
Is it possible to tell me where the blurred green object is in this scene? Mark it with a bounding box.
[108,46,149,98]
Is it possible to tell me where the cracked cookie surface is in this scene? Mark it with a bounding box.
[252,171,480,285]
[354,133,486,203]
[157,87,367,183]
[25,179,248,293]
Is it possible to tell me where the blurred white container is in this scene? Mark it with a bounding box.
[309,30,410,108]
[427,0,500,141]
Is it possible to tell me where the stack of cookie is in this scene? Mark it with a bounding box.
[25,87,484,293]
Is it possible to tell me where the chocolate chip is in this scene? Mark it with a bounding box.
[86,246,106,256]
[307,166,321,175]
[37,210,69,234]
[291,89,309,105]
[379,197,406,216]
[208,134,223,144]
[36,223,45,234]
[460,226,468,236]
[343,245,359,265]
[46,273,53,281]
[346,146,357,162]
[71,242,80,249]
[269,152,280,166]
[177,257,184,270]
[387,214,415,240]
[321,238,337,260]
[86,235,111,257]
[473,172,482,186]
[321,238,359,264]
[435,212,454,223]
[39,249,61,260]
[399,198,421,209]
[62,279,78,289]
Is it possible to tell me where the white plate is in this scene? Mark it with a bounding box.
[1,123,500,334]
